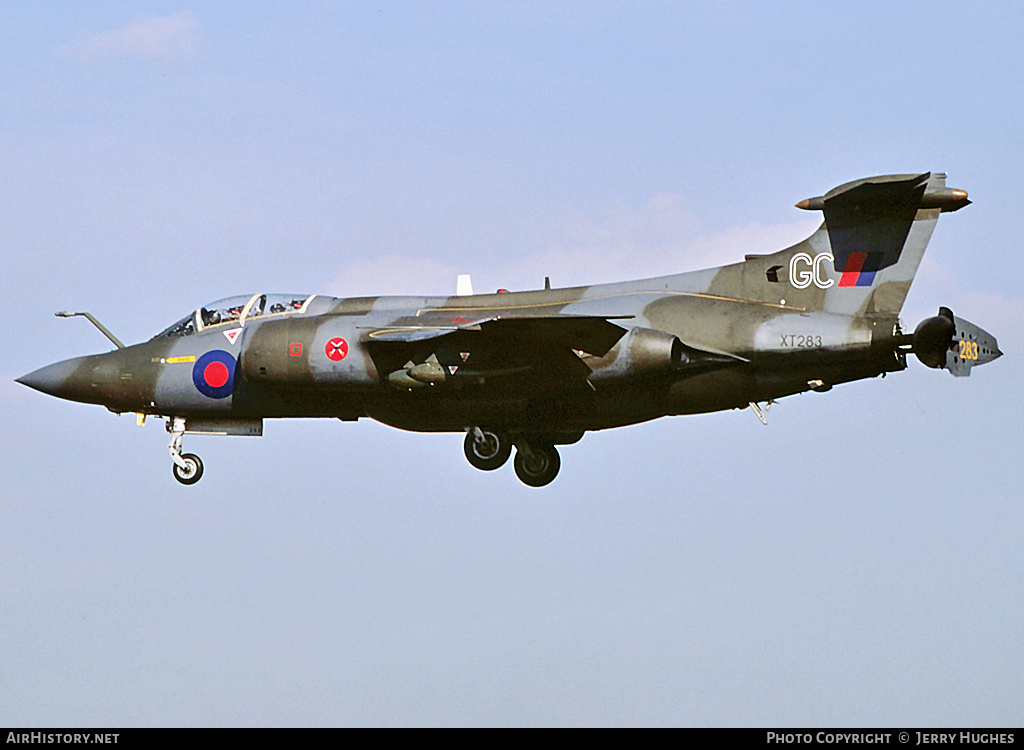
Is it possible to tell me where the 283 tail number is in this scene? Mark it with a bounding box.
[958,339,979,360]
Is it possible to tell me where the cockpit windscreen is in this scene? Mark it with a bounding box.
[153,293,314,339]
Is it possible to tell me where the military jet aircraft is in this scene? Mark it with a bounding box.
[18,172,1001,487]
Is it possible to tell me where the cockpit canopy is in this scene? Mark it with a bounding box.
[154,294,316,339]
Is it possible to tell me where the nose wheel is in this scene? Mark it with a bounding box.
[168,417,204,485]
[172,453,204,485]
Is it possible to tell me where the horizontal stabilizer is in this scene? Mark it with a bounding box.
[796,172,970,215]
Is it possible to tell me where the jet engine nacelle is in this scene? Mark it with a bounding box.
[586,327,683,385]
[240,317,379,387]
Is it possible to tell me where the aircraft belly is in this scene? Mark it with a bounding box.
[228,380,366,419]
[664,369,757,415]
[363,389,667,434]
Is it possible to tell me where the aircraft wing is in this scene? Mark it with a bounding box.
[365,315,632,389]
[366,314,631,357]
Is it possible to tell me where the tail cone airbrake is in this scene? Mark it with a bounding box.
[907,307,1002,377]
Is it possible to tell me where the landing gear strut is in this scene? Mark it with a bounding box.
[168,417,204,485]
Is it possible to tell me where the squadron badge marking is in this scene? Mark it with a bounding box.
[325,337,349,361]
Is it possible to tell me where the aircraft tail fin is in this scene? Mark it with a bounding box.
[748,173,969,317]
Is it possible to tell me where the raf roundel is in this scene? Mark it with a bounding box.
[192,350,237,399]
[325,337,349,362]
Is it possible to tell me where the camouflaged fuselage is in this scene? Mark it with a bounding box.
[23,240,907,437]
[19,173,1001,486]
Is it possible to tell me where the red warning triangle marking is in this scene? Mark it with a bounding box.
[224,329,242,344]
[460,352,470,361]
[448,365,458,374]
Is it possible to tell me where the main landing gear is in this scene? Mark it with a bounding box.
[512,442,560,488]
[463,428,561,487]
[168,417,204,485]
[464,427,512,471]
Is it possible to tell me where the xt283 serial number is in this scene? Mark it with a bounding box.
[780,334,823,348]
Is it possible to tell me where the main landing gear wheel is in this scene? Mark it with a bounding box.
[513,444,560,488]
[172,452,204,485]
[464,429,512,471]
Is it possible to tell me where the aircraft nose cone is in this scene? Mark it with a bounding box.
[16,355,116,405]
[17,359,84,398]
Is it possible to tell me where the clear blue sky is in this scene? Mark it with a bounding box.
[2,2,1022,726]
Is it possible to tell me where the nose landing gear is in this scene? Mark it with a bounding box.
[168,417,204,485]
[172,453,204,485]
